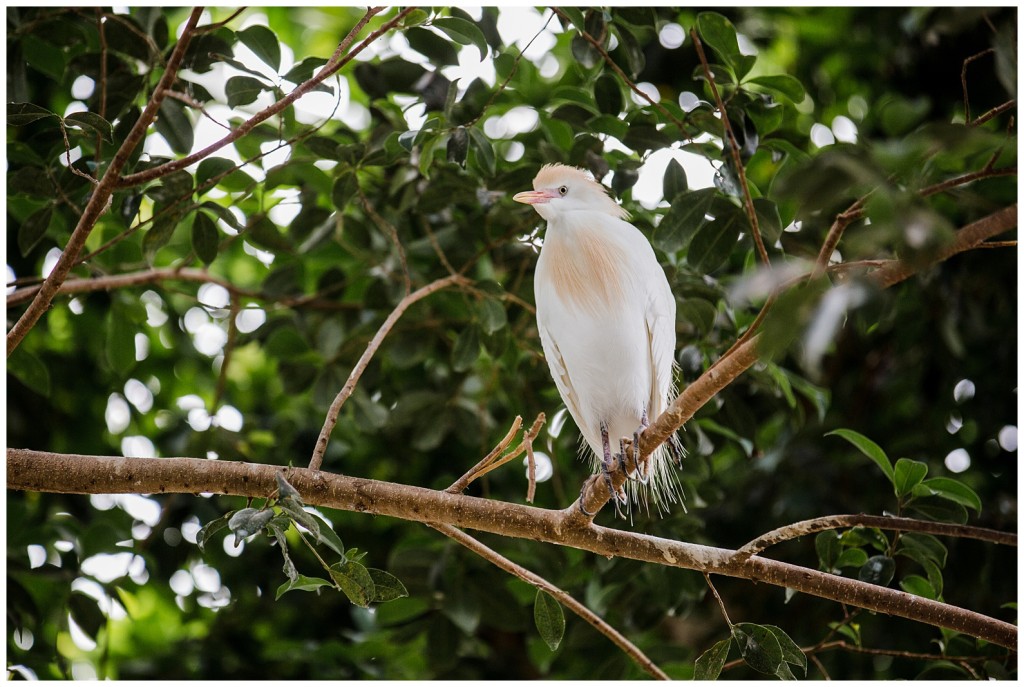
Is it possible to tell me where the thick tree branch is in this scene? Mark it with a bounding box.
[7,449,1016,651]
[6,7,205,356]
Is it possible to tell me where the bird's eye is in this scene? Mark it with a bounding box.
[558,185,568,196]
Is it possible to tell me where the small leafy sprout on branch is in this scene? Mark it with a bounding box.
[197,471,408,607]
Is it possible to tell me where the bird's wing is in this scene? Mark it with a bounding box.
[645,278,677,419]
[537,320,585,426]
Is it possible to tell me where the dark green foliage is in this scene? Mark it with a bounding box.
[6,5,1016,681]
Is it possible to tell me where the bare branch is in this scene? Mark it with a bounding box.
[309,274,467,470]
[448,415,523,494]
[7,448,1016,651]
[737,514,1017,560]
[430,523,670,680]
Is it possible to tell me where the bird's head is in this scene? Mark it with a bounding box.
[513,164,628,222]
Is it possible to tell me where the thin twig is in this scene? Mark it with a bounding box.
[919,165,1016,198]
[94,8,109,166]
[972,99,1016,127]
[448,416,523,493]
[196,6,247,34]
[359,187,411,295]
[736,514,1017,561]
[447,414,546,495]
[809,654,830,680]
[6,266,357,312]
[165,89,233,131]
[308,274,466,470]
[430,522,670,680]
[703,572,733,628]
[961,48,995,124]
[690,27,768,266]
[724,638,1007,674]
[552,8,687,136]
[463,11,555,128]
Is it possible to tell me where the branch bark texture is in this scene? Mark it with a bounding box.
[7,449,1017,651]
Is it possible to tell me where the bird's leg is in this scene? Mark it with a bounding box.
[632,409,651,485]
[577,479,597,517]
[600,421,627,515]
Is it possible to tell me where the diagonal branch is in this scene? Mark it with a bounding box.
[575,203,1018,518]
[308,274,467,470]
[429,522,670,680]
[6,7,205,356]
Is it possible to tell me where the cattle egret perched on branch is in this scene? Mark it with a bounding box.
[514,164,681,514]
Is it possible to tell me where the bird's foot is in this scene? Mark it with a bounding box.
[603,452,629,517]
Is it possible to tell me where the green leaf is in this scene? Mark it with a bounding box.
[533,590,565,651]
[899,574,937,600]
[696,12,742,73]
[331,560,376,608]
[64,112,114,141]
[468,127,496,176]
[694,637,732,680]
[815,530,841,571]
[763,625,807,676]
[332,170,359,210]
[282,56,328,84]
[732,622,784,676]
[655,187,716,253]
[687,203,743,273]
[225,75,269,108]
[452,324,481,371]
[663,158,688,200]
[826,429,895,486]
[196,157,252,192]
[858,555,896,586]
[893,458,928,499]
[275,575,333,600]
[899,532,948,567]
[8,346,51,397]
[21,34,66,80]
[265,327,310,360]
[367,569,409,603]
[746,74,806,103]
[278,497,321,541]
[248,215,292,253]
[237,25,281,71]
[155,98,194,154]
[476,298,507,334]
[912,477,982,513]
[753,197,782,244]
[18,205,54,256]
[191,211,219,265]
[197,513,233,552]
[835,547,868,569]
[594,73,623,115]
[7,102,58,126]
[431,17,488,57]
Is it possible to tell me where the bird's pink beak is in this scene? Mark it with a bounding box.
[513,189,558,205]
